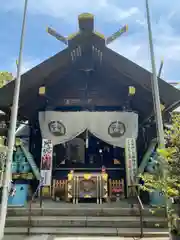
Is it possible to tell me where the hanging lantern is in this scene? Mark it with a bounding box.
[39,86,46,95]
[128,86,136,96]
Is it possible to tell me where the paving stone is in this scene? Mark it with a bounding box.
[2,235,52,240]
[31,227,117,236]
[53,237,169,240]
[2,236,170,240]
[26,235,51,240]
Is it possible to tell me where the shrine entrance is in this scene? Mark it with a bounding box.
[39,111,138,203]
[51,133,126,203]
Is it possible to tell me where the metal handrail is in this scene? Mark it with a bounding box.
[137,192,144,238]
[134,186,144,238]
[27,183,43,235]
[137,195,144,210]
[129,184,144,238]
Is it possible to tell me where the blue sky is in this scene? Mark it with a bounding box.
[0,0,179,81]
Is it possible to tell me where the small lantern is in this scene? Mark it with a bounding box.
[128,86,136,96]
[39,86,46,95]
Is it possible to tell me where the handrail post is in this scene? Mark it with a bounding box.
[139,202,144,238]
[40,185,42,208]
[27,200,32,235]
[27,182,42,235]
[39,185,43,216]
[134,185,144,238]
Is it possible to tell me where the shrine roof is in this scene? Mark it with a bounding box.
[0,13,180,122]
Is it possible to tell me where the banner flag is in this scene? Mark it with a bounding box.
[125,138,138,196]
[40,139,53,186]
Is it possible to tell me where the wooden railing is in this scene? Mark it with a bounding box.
[52,179,68,201]
[109,179,125,200]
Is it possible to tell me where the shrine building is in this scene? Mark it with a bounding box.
[0,13,180,204]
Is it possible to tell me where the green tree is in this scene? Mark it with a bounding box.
[141,114,180,237]
[0,72,13,144]
[0,71,13,88]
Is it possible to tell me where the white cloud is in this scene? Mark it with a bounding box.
[2,0,140,23]
[2,0,180,81]
[107,3,180,81]
[21,58,41,73]
[11,57,41,75]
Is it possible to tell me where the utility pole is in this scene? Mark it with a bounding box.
[145,0,165,148]
[145,0,171,237]
[0,1,28,239]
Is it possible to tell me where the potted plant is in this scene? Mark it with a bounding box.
[140,114,180,239]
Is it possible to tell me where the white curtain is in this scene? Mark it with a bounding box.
[39,111,87,146]
[39,111,138,148]
[88,112,138,148]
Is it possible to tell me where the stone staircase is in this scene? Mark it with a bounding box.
[5,205,168,238]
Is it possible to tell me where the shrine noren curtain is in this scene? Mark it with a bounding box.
[39,111,87,146]
[39,111,138,148]
[88,111,138,148]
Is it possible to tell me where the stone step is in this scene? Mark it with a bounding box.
[5,227,169,238]
[7,207,166,217]
[6,216,167,228]
[2,236,170,240]
[53,238,169,240]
